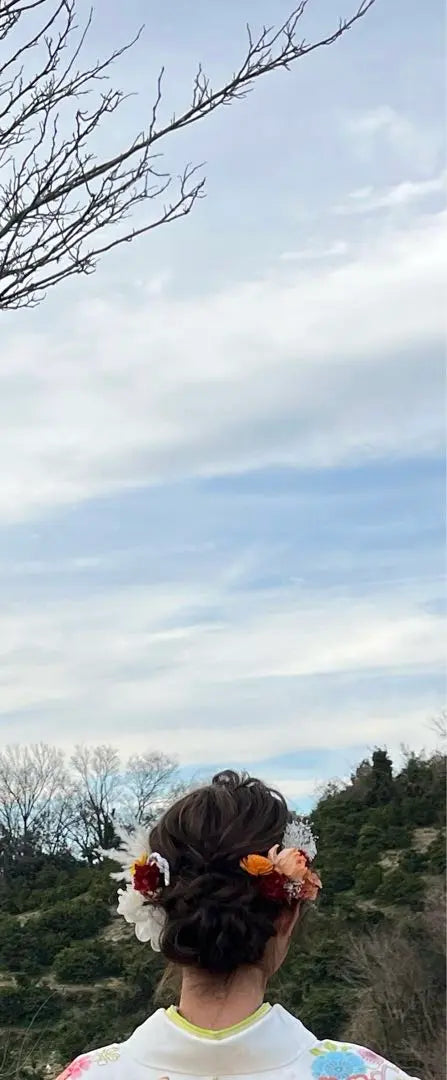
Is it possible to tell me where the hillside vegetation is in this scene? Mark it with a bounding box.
[0,746,445,1080]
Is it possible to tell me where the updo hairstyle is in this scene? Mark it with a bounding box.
[149,770,290,976]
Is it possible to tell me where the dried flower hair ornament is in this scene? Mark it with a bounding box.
[240,818,322,904]
[103,815,321,950]
[100,826,169,950]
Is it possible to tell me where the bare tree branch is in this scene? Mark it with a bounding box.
[0,742,67,840]
[0,0,376,309]
[69,743,121,858]
[124,750,178,826]
[343,907,447,1080]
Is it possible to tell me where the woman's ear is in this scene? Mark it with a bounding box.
[264,902,302,978]
[276,901,301,941]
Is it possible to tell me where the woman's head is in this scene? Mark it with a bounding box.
[148,770,299,977]
[110,769,320,981]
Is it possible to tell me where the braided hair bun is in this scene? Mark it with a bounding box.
[149,770,289,976]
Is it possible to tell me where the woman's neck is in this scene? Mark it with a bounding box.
[178,966,267,1031]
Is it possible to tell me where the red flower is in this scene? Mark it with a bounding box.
[133,859,161,897]
[258,869,288,902]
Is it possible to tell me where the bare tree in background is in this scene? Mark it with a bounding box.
[429,711,447,742]
[124,751,179,826]
[0,741,180,863]
[70,743,121,859]
[343,901,447,1080]
[0,0,375,310]
[0,742,67,841]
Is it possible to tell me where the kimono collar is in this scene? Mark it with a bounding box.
[123,1004,317,1075]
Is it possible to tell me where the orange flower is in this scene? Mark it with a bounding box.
[268,845,307,880]
[300,868,322,901]
[240,854,274,877]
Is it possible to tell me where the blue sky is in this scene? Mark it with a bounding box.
[0,0,445,809]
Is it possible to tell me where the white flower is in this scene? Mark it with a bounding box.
[103,824,170,950]
[100,824,151,882]
[134,905,166,950]
[117,884,146,923]
[117,884,166,950]
[282,818,317,863]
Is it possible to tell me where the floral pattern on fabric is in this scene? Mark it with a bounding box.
[311,1045,367,1079]
[55,1045,121,1078]
[56,1057,92,1079]
[310,1041,409,1079]
[92,1046,121,1065]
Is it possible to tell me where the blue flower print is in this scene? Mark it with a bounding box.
[311,1048,367,1079]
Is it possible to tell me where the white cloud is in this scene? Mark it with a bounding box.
[344,106,414,140]
[0,575,443,765]
[341,107,441,175]
[337,172,446,215]
[280,241,348,261]
[267,777,320,807]
[0,210,444,524]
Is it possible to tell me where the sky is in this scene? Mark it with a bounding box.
[0,0,445,810]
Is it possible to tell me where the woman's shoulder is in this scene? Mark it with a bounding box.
[299,1035,420,1079]
[274,1009,419,1078]
[54,1043,124,1079]
[53,1021,421,1080]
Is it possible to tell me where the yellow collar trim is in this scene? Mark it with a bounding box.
[165,1003,271,1040]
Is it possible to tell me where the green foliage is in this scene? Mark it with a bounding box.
[375,868,424,908]
[0,854,116,916]
[396,752,446,827]
[299,984,349,1037]
[0,897,111,973]
[356,822,383,856]
[367,750,395,807]
[54,992,143,1064]
[400,849,428,874]
[426,831,446,874]
[0,916,54,971]
[0,744,444,1074]
[383,825,411,849]
[123,946,165,999]
[0,979,62,1024]
[38,897,110,941]
[53,941,122,983]
[355,863,383,897]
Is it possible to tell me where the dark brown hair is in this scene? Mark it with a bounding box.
[149,770,289,976]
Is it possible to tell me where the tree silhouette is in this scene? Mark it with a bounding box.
[0,0,375,309]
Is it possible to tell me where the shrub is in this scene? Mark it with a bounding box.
[356,824,383,857]
[400,849,428,874]
[0,899,111,973]
[299,984,349,1037]
[53,941,122,983]
[55,997,131,1063]
[376,869,424,908]
[0,916,54,971]
[0,980,62,1024]
[355,864,383,897]
[426,832,446,875]
[124,948,165,997]
[38,898,110,942]
[384,825,411,849]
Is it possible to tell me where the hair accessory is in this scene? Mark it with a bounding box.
[240,817,322,905]
[282,817,318,863]
[101,826,169,950]
[240,854,275,876]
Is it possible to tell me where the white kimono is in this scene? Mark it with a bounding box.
[55,1002,420,1080]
